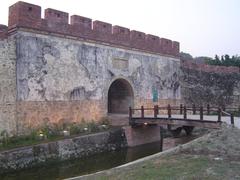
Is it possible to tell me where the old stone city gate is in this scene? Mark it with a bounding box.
[0,1,180,135]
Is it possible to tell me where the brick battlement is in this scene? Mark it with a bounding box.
[181,60,240,74]
[7,1,180,57]
[0,25,8,39]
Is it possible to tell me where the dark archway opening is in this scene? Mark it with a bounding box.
[108,79,134,114]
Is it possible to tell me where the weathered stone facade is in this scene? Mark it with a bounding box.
[1,1,240,136]
[181,61,240,107]
[0,2,181,134]
[14,31,180,133]
[0,36,16,134]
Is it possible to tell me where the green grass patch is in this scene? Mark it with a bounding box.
[0,118,110,151]
[93,154,240,180]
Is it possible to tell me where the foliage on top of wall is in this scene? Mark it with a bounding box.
[181,51,240,68]
[206,55,240,68]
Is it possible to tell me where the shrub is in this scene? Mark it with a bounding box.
[0,119,110,150]
[99,117,110,125]
[87,120,100,132]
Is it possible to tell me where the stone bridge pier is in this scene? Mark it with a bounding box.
[123,125,161,147]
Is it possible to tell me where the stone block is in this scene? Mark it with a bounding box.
[123,125,161,147]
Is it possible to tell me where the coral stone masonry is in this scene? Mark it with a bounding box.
[0,1,181,135]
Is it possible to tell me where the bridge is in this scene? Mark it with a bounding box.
[109,104,239,147]
[121,104,240,145]
[129,104,239,128]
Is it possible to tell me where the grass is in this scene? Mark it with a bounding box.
[0,118,110,151]
[81,125,240,180]
[89,154,240,180]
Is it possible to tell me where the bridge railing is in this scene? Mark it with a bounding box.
[129,104,239,125]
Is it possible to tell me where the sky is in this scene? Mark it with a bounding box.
[0,0,239,57]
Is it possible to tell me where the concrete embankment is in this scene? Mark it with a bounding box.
[0,128,127,174]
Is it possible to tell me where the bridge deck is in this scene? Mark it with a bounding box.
[129,105,240,129]
[131,115,240,129]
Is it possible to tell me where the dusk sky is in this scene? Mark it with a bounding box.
[1,0,239,57]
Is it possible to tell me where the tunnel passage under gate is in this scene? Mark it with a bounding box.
[108,79,134,114]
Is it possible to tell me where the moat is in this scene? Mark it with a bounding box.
[1,135,199,180]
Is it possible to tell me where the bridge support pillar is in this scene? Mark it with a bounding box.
[123,125,161,147]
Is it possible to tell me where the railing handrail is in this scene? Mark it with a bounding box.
[129,104,238,126]
[130,106,239,112]
[222,110,231,116]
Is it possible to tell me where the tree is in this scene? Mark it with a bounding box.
[205,54,240,68]
[180,52,193,61]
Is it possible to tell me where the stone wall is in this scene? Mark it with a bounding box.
[15,100,105,133]
[0,37,16,134]
[13,30,180,132]
[123,126,161,147]
[0,1,182,134]
[181,60,240,107]
[0,128,127,174]
[1,1,239,136]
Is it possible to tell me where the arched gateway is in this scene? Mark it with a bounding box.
[108,79,134,114]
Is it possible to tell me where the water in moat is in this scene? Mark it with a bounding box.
[1,135,198,180]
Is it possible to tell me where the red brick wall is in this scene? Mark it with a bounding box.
[0,25,8,39]
[7,1,180,58]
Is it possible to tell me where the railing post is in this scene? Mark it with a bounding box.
[154,105,158,118]
[238,106,240,117]
[183,105,187,119]
[160,126,163,152]
[231,113,234,125]
[141,106,144,118]
[192,104,196,115]
[129,107,133,125]
[207,104,210,115]
[168,104,171,118]
[222,105,226,112]
[200,106,203,120]
[218,108,222,122]
[180,104,183,115]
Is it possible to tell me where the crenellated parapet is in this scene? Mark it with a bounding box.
[7,1,180,57]
[0,25,8,40]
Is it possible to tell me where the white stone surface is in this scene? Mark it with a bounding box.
[16,31,181,102]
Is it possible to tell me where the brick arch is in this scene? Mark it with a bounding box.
[108,78,134,114]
